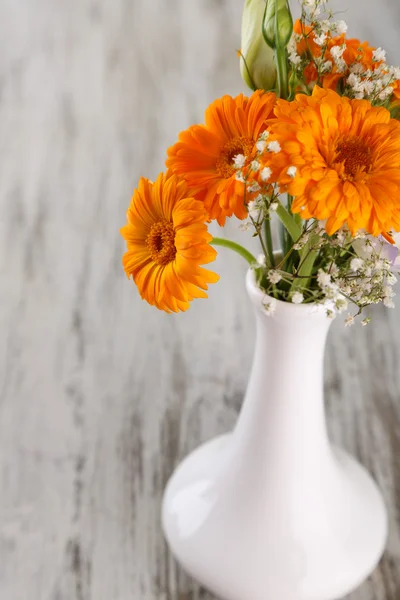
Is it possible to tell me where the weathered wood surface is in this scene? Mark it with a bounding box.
[0,0,399,598]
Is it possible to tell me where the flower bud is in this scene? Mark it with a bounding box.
[240,0,276,91]
[262,0,293,50]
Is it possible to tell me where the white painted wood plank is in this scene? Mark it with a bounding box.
[0,0,399,598]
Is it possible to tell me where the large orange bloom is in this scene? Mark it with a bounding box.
[120,172,219,313]
[166,91,276,226]
[268,86,400,236]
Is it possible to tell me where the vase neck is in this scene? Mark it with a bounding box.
[229,272,334,480]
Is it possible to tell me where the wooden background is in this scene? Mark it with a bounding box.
[0,0,399,598]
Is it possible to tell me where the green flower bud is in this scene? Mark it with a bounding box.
[240,0,277,91]
[263,0,293,50]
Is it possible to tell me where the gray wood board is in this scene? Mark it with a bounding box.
[0,0,399,598]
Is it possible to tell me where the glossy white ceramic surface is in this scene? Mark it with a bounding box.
[162,270,388,600]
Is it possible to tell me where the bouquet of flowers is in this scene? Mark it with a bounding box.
[121,0,400,324]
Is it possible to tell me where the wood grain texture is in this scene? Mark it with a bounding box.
[0,0,399,598]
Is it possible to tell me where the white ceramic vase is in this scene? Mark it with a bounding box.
[162,270,388,600]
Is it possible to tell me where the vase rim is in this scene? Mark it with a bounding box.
[246,268,332,318]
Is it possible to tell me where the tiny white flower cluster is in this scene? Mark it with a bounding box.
[291,291,304,304]
[287,34,303,68]
[345,59,400,102]
[316,268,349,315]
[247,194,265,220]
[239,193,266,231]
[268,270,282,284]
[233,154,246,169]
[234,130,287,235]
[301,0,328,20]
[262,297,277,316]
[293,231,311,250]
[299,1,348,56]
[315,233,399,320]
[330,44,347,73]
[255,224,399,322]
[234,131,281,188]
[268,141,281,154]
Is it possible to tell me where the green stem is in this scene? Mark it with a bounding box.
[263,218,275,267]
[290,236,320,293]
[211,237,257,266]
[276,203,302,242]
[275,47,288,100]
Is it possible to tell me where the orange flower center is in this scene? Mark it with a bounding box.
[215,136,254,178]
[334,138,372,180]
[146,220,176,266]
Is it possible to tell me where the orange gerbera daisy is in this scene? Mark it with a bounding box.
[267,86,400,236]
[166,90,276,226]
[120,172,219,313]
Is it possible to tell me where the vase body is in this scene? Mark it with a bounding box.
[162,270,388,600]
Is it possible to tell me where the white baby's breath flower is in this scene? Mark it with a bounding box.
[270,201,278,211]
[239,220,252,231]
[268,270,282,284]
[317,269,331,287]
[289,52,302,66]
[293,233,309,250]
[330,45,345,60]
[256,140,267,153]
[319,19,331,33]
[364,265,373,277]
[251,160,260,172]
[361,318,371,326]
[326,309,337,320]
[247,200,259,219]
[321,60,333,73]
[350,63,364,74]
[287,166,297,178]
[378,87,393,101]
[257,253,266,266]
[344,314,355,327]
[383,284,395,298]
[263,297,277,316]
[335,297,348,313]
[347,73,361,89]
[350,257,364,272]
[323,282,340,300]
[329,262,339,275]
[314,33,327,47]
[335,20,348,35]
[268,141,281,153]
[336,229,348,245]
[261,166,272,181]
[259,131,270,141]
[373,47,386,62]
[291,291,304,304]
[362,80,375,95]
[389,66,400,80]
[288,36,297,54]
[383,296,395,308]
[233,154,246,169]
[236,172,245,182]
[247,181,261,193]
[330,45,347,73]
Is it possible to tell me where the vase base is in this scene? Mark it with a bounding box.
[162,434,388,600]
